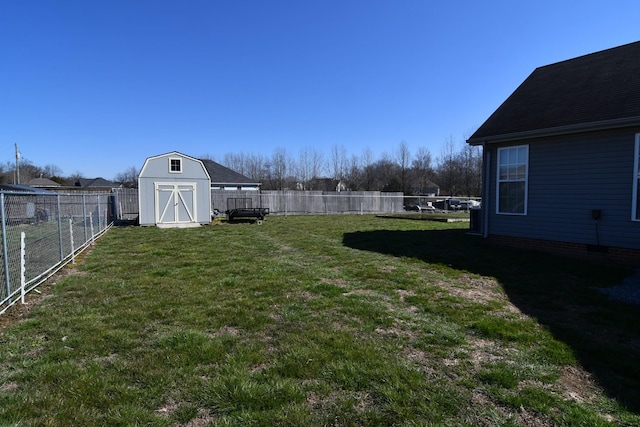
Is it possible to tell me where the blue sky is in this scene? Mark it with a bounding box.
[1,1,639,180]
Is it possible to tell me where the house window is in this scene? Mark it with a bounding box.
[633,134,640,221]
[497,145,528,214]
[169,158,182,173]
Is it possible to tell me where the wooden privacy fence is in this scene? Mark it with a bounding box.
[212,190,405,215]
[112,188,406,220]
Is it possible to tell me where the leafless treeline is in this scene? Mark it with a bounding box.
[216,139,482,196]
[0,160,72,186]
[3,138,482,197]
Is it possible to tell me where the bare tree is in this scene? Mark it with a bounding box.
[309,149,325,183]
[457,145,482,196]
[43,164,63,178]
[0,162,11,184]
[268,148,289,190]
[370,153,400,192]
[245,153,268,182]
[222,152,247,176]
[329,144,347,181]
[435,136,461,196]
[343,154,362,190]
[411,147,435,195]
[67,171,85,186]
[360,148,375,191]
[396,141,411,194]
[114,166,139,187]
[7,158,42,184]
[296,148,311,189]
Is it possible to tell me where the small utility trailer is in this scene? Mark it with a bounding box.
[225,198,269,223]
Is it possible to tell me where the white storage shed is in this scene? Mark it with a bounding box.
[138,151,212,227]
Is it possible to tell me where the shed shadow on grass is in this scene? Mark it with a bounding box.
[342,227,640,414]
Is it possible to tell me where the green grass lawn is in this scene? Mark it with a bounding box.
[0,215,639,426]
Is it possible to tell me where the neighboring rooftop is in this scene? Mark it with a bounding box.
[0,184,55,194]
[200,159,260,186]
[468,41,640,143]
[28,177,61,187]
[76,177,115,188]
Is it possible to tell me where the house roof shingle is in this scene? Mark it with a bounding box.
[28,177,61,187]
[76,177,115,188]
[200,159,260,186]
[468,41,640,144]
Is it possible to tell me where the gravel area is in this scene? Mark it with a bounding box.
[599,269,640,305]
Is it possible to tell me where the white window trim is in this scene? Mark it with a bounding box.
[169,157,182,174]
[632,134,640,221]
[496,145,529,215]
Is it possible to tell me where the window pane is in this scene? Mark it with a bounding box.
[637,182,640,220]
[518,146,527,163]
[499,166,508,180]
[508,165,518,180]
[635,137,640,220]
[499,182,525,214]
[497,146,528,214]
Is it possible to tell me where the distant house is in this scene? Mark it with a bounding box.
[409,180,440,197]
[306,178,346,192]
[200,159,261,191]
[76,177,115,189]
[467,41,640,265]
[0,184,54,194]
[28,177,61,188]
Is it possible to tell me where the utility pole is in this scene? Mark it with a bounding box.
[14,143,20,184]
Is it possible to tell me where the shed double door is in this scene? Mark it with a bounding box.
[154,182,198,225]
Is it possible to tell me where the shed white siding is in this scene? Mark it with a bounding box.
[138,152,211,227]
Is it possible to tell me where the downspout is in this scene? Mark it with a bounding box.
[482,142,490,238]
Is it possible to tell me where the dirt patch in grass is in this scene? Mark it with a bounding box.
[0,273,58,333]
[0,246,95,334]
[470,389,555,427]
[321,277,349,288]
[558,365,599,404]
[183,413,216,427]
[209,325,242,337]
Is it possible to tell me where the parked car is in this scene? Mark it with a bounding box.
[447,198,462,210]
[404,203,435,212]
[459,199,481,210]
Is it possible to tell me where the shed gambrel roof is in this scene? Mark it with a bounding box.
[468,41,640,144]
[200,159,261,187]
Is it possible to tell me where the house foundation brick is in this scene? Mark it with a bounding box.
[487,234,640,267]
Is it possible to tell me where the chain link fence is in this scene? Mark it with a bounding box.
[0,191,112,315]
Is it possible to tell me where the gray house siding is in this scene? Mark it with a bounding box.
[138,152,211,227]
[486,129,640,250]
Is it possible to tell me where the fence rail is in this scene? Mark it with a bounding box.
[111,188,481,222]
[0,191,112,315]
[112,188,407,221]
[212,190,406,215]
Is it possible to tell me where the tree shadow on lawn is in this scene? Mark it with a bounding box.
[342,227,640,414]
